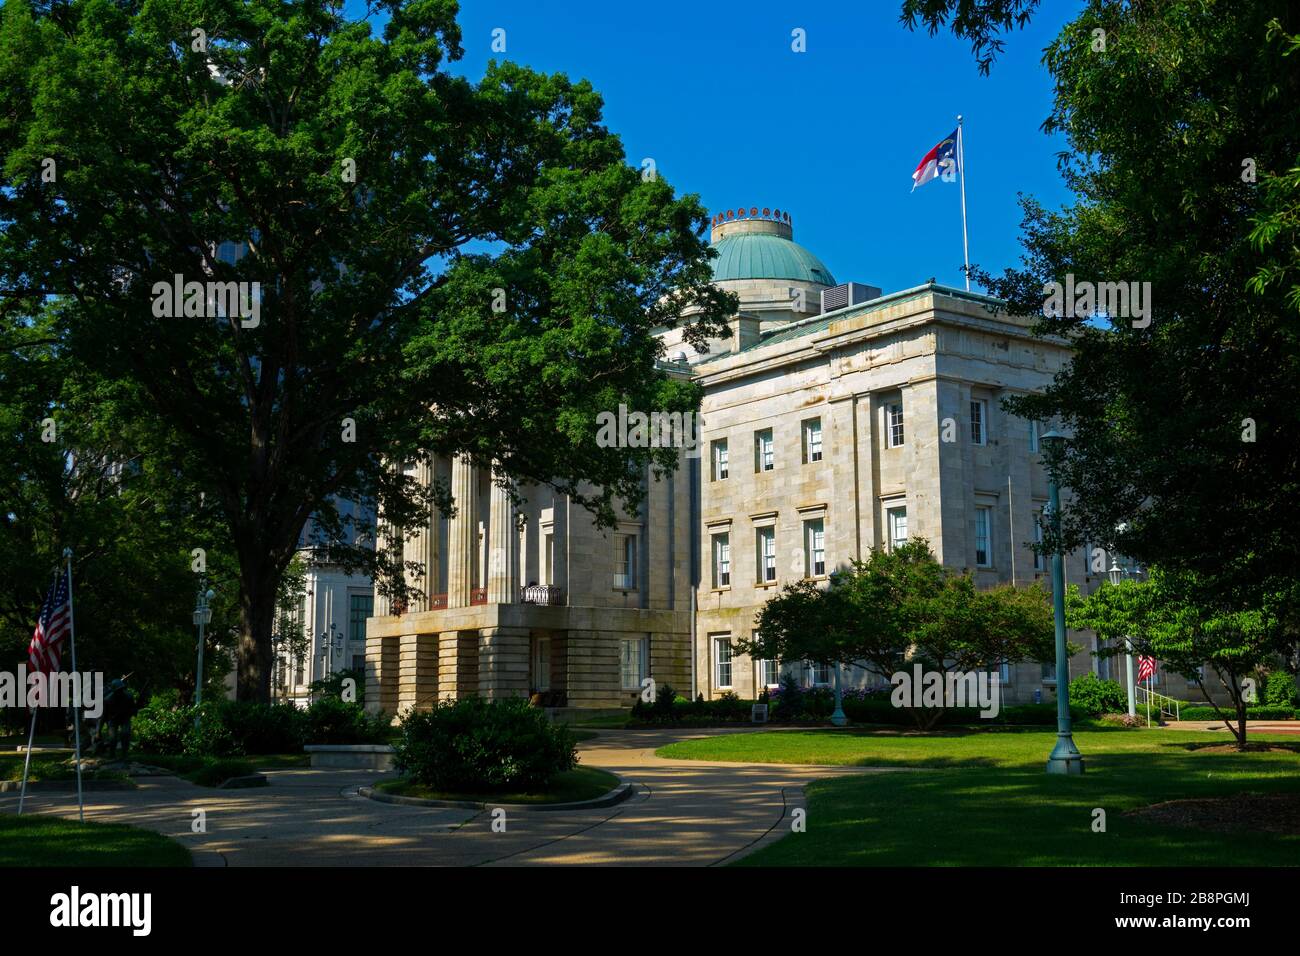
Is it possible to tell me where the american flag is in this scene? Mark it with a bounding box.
[29,568,72,675]
[1137,655,1157,683]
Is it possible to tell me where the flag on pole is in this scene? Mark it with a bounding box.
[911,129,958,191]
[1137,655,1157,683]
[29,568,72,674]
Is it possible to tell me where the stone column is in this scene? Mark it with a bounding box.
[401,458,432,612]
[448,456,476,608]
[437,630,479,701]
[365,633,399,716]
[396,632,438,714]
[478,627,531,700]
[486,466,520,604]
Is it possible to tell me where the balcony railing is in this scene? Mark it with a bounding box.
[429,593,448,610]
[469,587,488,606]
[520,584,564,606]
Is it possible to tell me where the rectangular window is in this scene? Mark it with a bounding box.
[803,418,823,463]
[755,428,774,472]
[1028,419,1040,453]
[970,399,987,446]
[805,519,825,577]
[351,654,365,673]
[1041,661,1057,683]
[1033,509,1045,572]
[714,637,733,689]
[543,531,555,585]
[888,402,905,448]
[713,533,731,588]
[712,439,729,480]
[620,637,648,690]
[1093,636,1111,681]
[614,534,636,589]
[534,637,552,692]
[809,662,831,686]
[887,506,908,551]
[758,649,780,689]
[975,506,992,567]
[348,594,373,645]
[756,527,777,583]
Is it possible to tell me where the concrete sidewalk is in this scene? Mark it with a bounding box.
[0,727,886,867]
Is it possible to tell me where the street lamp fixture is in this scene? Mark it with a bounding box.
[1040,430,1084,775]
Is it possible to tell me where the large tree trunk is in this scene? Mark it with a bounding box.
[237,571,278,703]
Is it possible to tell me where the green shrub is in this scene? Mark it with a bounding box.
[183,702,239,756]
[304,697,390,745]
[393,697,576,792]
[1262,670,1299,708]
[1179,705,1295,721]
[220,701,306,754]
[189,758,257,787]
[131,695,192,755]
[1066,673,1128,716]
[1096,712,1141,728]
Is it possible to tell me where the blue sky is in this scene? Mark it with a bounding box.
[352,0,1082,294]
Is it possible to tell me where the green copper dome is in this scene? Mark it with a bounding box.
[710,233,836,286]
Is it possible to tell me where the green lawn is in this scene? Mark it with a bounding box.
[0,815,192,866]
[375,765,620,805]
[0,752,132,786]
[658,727,1300,866]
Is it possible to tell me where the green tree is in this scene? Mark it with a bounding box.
[0,1,731,700]
[1067,569,1292,749]
[903,0,1300,617]
[744,541,1054,728]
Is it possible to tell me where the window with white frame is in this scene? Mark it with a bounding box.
[887,505,908,551]
[975,506,992,567]
[1028,419,1040,453]
[758,650,780,689]
[614,533,636,589]
[755,428,775,472]
[809,662,831,686]
[756,526,777,583]
[534,636,552,692]
[714,637,733,689]
[1041,661,1057,682]
[543,531,555,584]
[620,637,648,690]
[803,418,823,463]
[999,661,1011,684]
[888,401,905,448]
[970,399,988,446]
[805,518,825,577]
[712,439,729,481]
[712,532,731,588]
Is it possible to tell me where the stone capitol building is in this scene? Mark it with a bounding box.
[364,206,1181,716]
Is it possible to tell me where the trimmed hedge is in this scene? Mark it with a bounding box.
[1065,673,1128,716]
[132,695,390,756]
[392,697,576,792]
[1178,705,1296,722]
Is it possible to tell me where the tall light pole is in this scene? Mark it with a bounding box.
[1042,430,1084,774]
[1109,559,1137,717]
[193,587,215,727]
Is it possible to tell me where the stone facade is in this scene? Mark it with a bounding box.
[366,207,1225,714]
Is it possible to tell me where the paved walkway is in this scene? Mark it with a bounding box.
[1,728,887,866]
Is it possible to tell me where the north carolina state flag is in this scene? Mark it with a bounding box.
[911,129,958,191]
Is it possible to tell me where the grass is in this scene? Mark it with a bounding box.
[0,815,192,867]
[570,715,630,730]
[658,727,1300,867]
[375,765,620,805]
[0,752,132,786]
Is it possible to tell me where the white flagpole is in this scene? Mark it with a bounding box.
[957,114,971,291]
[16,709,38,815]
[64,548,84,823]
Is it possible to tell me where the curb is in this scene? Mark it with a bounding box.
[217,773,268,789]
[358,778,634,813]
[0,778,135,792]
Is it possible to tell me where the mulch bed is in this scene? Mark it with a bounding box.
[1126,791,1300,835]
